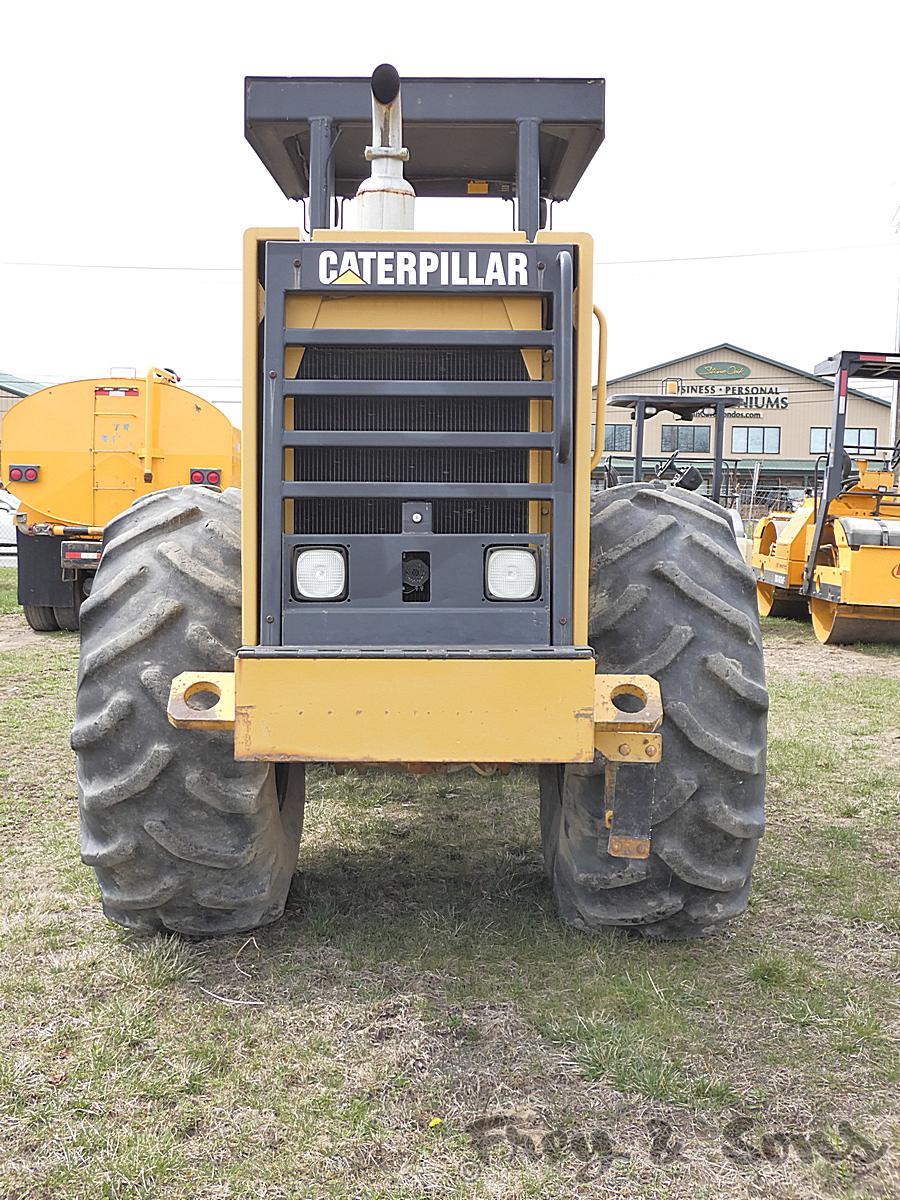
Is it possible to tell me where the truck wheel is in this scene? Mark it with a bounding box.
[541,483,767,939]
[23,604,58,632]
[53,587,83,631]
[73,485,304,936]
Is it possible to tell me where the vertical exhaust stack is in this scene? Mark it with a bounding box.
[355,63,415,230]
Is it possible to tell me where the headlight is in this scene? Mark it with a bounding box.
[485,547,539,601]
[295,547,347,600]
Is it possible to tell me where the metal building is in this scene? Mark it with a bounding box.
[597,343,891,503]
[0,372,43,432]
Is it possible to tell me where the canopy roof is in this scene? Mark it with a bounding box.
[245,75,605,202]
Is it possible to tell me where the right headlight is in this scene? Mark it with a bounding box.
[485,546,539,601]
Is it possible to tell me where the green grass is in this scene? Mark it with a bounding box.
[0,619,897,1198]
[0,565,18,614]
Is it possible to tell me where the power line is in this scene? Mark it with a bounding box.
[203,375,896,390]
[11,379,891,409]
[595,242,898,266]
[0,241,896,274]
[28,366,896,391]
[0,259,239,273]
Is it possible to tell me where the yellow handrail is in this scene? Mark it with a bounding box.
[590,305,607,471]
[142,366,179,483]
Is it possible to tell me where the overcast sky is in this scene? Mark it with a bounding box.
[3,0,899,420]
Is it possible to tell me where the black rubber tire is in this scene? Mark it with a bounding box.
[54,579,85,631]
[72,485,305,936]
[53,604,81,633]
[541,482,768,940]
[23,603,58,632]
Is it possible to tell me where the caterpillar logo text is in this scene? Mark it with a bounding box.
[318,248,531,287]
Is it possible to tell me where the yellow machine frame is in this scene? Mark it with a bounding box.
[238,228,599,649]
[169,227,665,773]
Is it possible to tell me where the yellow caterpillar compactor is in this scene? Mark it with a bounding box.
[72,67,768,940]
[753,351,900,644]
[1,368,239,630]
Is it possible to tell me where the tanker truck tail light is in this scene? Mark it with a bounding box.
[7,465,39,483]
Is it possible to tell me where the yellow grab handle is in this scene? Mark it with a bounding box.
[590,305,608,471]
[142,366,179,483]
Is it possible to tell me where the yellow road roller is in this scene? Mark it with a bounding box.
[753,350,900,644]
[72,66,768,941]
[1,367,239,630]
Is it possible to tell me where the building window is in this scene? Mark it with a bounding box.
[660,424,710,453]
[809,427,878,455]
[604,424,632,452]
[845,427,877,454]
[731,425,781,454]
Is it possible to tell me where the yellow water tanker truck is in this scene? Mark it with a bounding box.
[1,367,239,630]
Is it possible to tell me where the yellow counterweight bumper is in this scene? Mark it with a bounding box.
[167,655,662,767]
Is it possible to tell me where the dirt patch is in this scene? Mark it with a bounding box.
[0,612,77,653]
[763,627,900,679]
[0,613,42,652]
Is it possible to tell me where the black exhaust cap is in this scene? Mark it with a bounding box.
[371,63,401,105]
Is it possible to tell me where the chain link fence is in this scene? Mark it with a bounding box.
[591,464,809,535]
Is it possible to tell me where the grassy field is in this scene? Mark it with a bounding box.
[0,565,19,615]
[0,597,897,1199]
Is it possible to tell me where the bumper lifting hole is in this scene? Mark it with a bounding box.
[610,682,649,715]
[184,681,221,712]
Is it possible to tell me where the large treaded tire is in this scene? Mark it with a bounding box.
[23,604,58,632]
[73,486,304,936]
[541,483,768,940]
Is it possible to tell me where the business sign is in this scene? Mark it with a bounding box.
[695,362,751,380]
[683,361,776,411]
[677,381,789,412]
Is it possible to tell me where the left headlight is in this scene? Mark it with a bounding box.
[485,546,539,601]
[294,547,347,601]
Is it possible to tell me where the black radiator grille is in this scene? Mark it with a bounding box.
[296,346,532,381]
[294,498,402,535]
[433,500,528,535]
[295,395,528,432]
[292,344,534,535]
[293,498,527,536]
[296,447,526,483]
